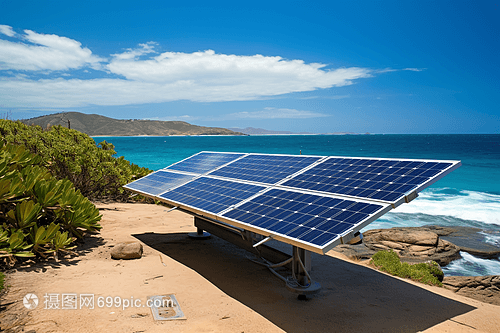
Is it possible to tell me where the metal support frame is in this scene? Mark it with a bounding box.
[193,216,292,265]
[188,226,211,239]
[192,216,321,298]
[286,246,321,298]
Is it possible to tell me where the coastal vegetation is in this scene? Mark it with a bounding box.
[0,142,101,266]
[370,249,444,287]
[0,119,152,267]
[0,119,151,201]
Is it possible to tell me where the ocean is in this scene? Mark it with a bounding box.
[93,134,500,276]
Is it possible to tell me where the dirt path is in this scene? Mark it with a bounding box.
[1,202,499,332]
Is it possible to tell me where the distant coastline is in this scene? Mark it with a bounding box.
[22,111,244,137]
[91,133,370,137]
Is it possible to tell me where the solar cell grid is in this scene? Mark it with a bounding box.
[159,177,265,214]
[222,188,385,247]
[209,154,322,184]
[166,152,244,174]
[283,157,454,203]
[124,170,195,196]
[124,151,459,254]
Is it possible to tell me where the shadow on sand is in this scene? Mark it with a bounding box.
[133,232,476,333]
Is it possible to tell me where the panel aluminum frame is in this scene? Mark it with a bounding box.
[124,151,460,254]
[280,155,461,207]
[163,151,248,175]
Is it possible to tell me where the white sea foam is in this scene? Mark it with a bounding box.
[442,251,500,276]
[479,231,500,247]
[359,188,500,276]
[391,188,500,225]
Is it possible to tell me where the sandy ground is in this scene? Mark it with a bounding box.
[1,202,499,333]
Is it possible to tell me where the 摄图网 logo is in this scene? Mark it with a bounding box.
[23,293,39,310]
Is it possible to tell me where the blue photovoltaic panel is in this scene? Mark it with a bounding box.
[159,177,265,214]
[166,152,245,174]
[124,170,195,196]
[222,188,386,248]
[282,157,455,203]
[124,151,459,253]
[209,154,322,184]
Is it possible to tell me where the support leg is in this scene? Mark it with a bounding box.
[286,246,321,298]
[188,218,211,239]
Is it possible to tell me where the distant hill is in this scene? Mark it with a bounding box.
[22,112,244,136]
[228,127,312,135]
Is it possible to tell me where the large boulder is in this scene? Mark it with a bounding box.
[443,275,500,306]
[111,242,143,260]
[334,243,376,260]
[334,225,500,267]
[424,226,500,259]
[363,228,461,265]
[348,228,461,265]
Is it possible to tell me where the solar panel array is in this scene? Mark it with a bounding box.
[222,188,386,247]
[209,154,321,184]
[166,152,244,174]
[124,170,195,196]
[124,151,460,254]
[282,157,454,203]
[160,177,265,214]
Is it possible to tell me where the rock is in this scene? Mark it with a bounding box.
[362,228,461,266]
[399,226,500,259]
[347,234,363,245]
[333,226,500,266]
[334,243,376,260]
[111,242,143,260]
[443,275,500,306]
[435,226,500,259]
[363,229,439,247]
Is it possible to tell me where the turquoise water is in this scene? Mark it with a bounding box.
[94,134,500,276]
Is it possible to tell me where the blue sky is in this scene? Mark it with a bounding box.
[0,0,498,134]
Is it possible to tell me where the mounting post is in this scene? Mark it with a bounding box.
[286,246,321,299]
[188,217,211,239]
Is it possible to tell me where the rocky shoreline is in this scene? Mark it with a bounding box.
[334,225,500,306]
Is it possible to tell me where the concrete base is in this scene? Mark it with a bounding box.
[188,227,211,239]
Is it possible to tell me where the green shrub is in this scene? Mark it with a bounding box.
[0,142,101,265]
[0,120,151,201]
[370,250,443,287]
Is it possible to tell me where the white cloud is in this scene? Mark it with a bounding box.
[141,107,329,122]
[0,29,105,71]
[403,68,425,72]
[107,50,372,93]
[0,48,373,107]
[0,63,372,107]
[146,115,200,121]
[0,78,163,107]
[227,108,330,119]
[298,95,350,100]
[1,27,421,108]
[377,67,426,73]
[0,25,15,37]
[111,42,157,61]
[376,68,398,73]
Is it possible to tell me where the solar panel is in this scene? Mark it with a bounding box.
[124,151,460,254]
[282,157,459,204]
[166,152,245,174]
[124,170,195,196]
[209,154,322,184]
[221,188,390,252]
[159,177,266,214]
